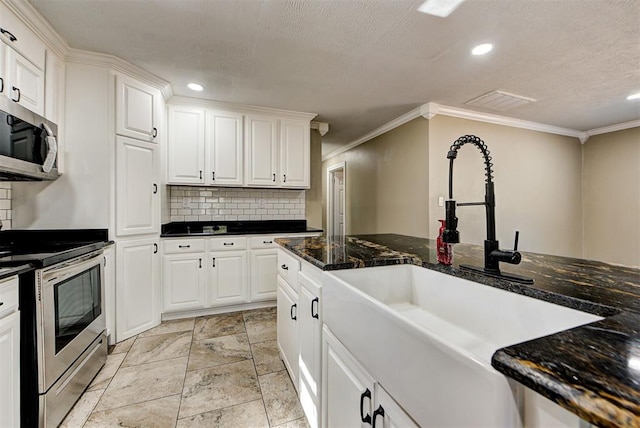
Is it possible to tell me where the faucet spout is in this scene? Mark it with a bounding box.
[443,135,533,284]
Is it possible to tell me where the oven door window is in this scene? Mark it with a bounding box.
[53,265,102,354]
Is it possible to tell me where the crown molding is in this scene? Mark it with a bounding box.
[586,119,640,138]
[168,95,318,121]
[322,106,423,161]
[65,49,172,98]
[311,121,329,136]
[3,0,69,58]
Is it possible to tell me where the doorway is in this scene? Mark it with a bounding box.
[327,162,346,237]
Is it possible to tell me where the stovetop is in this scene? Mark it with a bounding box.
[0,229,111,268]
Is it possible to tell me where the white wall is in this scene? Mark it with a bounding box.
[12,62,112,229]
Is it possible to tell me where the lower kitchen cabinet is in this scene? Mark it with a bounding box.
[322,326,417,428]
[250,248,278,301]
[0,276,20,428]
[209,250,248,306]
[103,245,116,345]
[163,252,206,312]
[277,275,299,390]
[116,238,160,341]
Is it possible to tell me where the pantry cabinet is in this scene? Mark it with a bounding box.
[245,114,279,187]
[115,136,160,237]
[116,74,161,143]
[167,105,205,184]
[116,238,160,341]
[206,110,244,185]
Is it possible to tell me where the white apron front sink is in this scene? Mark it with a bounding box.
[322,264,602,427]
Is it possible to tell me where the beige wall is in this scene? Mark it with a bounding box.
[305,129,323,229]
[583,127,640,267]
[428,115,584,258]
[322,118,430,237]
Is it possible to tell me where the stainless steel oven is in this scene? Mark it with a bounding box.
[21,250,107,427]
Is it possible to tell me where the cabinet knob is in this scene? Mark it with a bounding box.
[11,87,20,103]
[0,28,17,42]
[372,405,385,428]
[290,303,297,321]
[360,388,372,424]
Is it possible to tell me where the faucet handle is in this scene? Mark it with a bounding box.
[513,230,519,251]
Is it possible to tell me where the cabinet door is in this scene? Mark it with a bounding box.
[277,276,299,389]
[207,110,243,185]
[0,312,20,428]
[298,272,322,428]
[116,136,159,236]
[116,74,160,142]
[163,253,207,312]
[168,106,205,184]
[245,115,278,186]
[44,50,65,125]
[373,384,419,428]
[280,119,310,188]
[209,250,248,306]
[322,326,375,428]
[116,238,160,341]
[250,248,278,302]
[6,47,44,115]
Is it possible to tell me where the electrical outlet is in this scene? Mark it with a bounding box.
[438,196,444,207]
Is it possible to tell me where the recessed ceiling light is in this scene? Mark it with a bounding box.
[188,83,204,92]
[472,43,493,56]
[417,0,466,17]
[627,92,640,100]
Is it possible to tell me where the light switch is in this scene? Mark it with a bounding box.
[438,196,444,207]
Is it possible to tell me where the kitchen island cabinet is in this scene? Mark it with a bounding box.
[276,234,640,428]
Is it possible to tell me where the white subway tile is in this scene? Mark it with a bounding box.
[185,215,198,221]
[250,215,262,220]
[225,215,238,221]
[198,215,212,221]
[238,215,250,221]
[231,209,244,215]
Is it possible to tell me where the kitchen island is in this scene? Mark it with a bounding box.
[276,234,640,428]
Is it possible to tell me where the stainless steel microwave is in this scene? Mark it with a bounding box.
[0,97,59,181]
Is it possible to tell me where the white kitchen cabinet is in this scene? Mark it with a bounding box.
[5,46,45,115]
[115,135,159,237]
[245,114,278,187]
[322,326,417,428]
[298,270,322,428]
[103,245,116,345]
[277,275,299,390]
[44,49,65,125]
[167,105,205,184]
[206,110,243,185]
[116,238,160,341]
[0,276,20,428]
[250,248,278,302]
[163,253,207,312]
[0,2,46,70]
[322,325,374,428]
[209,250,248,306]
[280,118,310,188]
[116,74,161,143]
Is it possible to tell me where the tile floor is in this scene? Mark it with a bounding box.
[60,307,309,428]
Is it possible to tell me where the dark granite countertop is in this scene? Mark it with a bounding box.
[275,233,640,427]
[161,220,322,237]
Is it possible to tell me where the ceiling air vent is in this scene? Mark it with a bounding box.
[465,90,536,112]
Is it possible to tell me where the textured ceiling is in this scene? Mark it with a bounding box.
[28,0,640,155]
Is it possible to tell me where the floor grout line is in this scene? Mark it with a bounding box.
[175,322,195,427]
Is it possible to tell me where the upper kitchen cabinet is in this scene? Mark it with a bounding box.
[116,74,161,143]
[44,49,65,125]
[280,119,310,188]
[206,110,243,186]
[167,105,205,184]
[245,114,278,187]
[0,2,46,116]
[115,135,159,237]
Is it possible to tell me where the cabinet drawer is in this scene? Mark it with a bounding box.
[278,250,300,289]
[208,237,247,251]
[0,276,19,319]
[163,239,205,254]
[250,236,278,249]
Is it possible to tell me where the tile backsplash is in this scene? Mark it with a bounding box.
[169,186,306,222]
[0,183,11,230]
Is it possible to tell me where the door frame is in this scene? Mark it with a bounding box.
[326,162,346,236]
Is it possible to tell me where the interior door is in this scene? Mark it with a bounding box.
[333,170,345,236]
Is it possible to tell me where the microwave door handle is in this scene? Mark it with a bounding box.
[41,123,57,173]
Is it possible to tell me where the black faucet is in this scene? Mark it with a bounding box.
[443,135,533,284]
